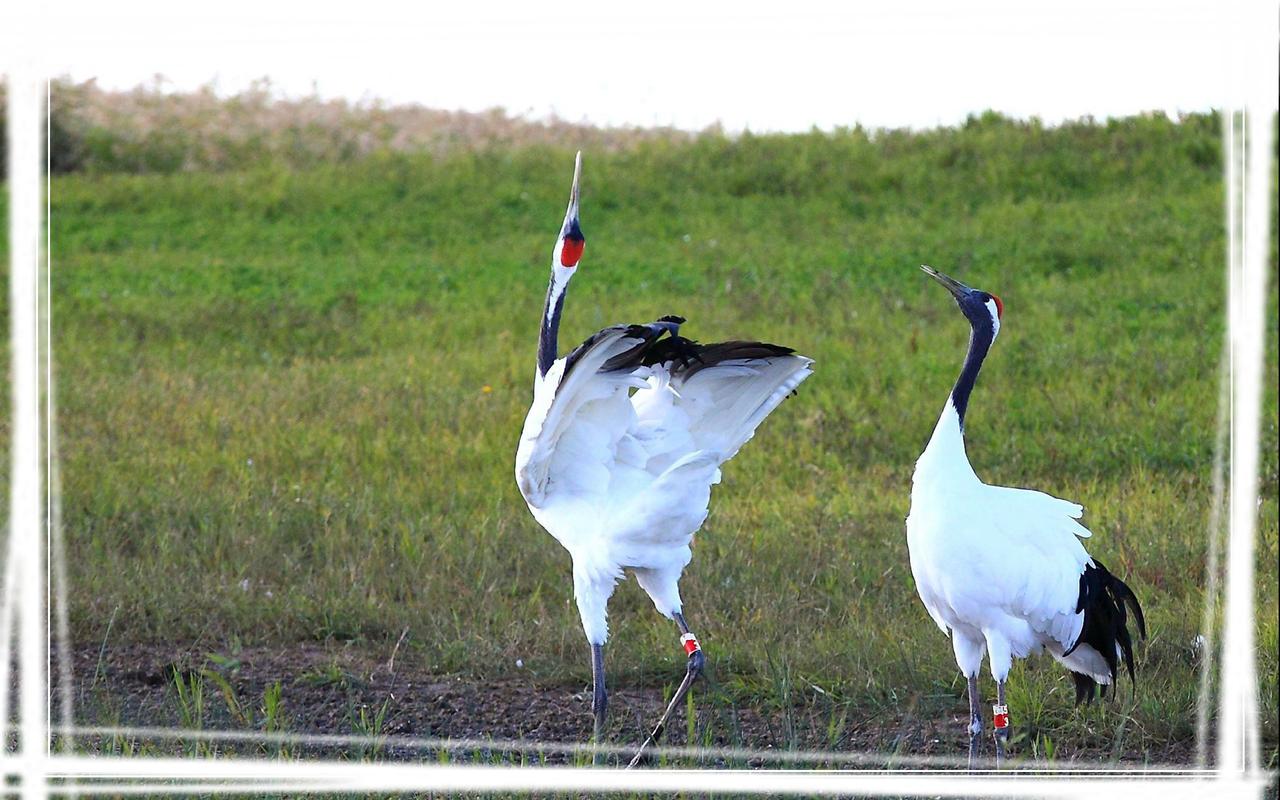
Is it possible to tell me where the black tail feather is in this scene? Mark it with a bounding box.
[1065,557,1146,705]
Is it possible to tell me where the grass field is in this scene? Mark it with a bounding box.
[33,110,1279,767]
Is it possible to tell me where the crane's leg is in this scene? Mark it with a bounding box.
[627,611,705,769]
[571,565,613,761]
[966,673,983,771]
[951,632,987,771]
[590,643,609,765]
[993,680,1009,768]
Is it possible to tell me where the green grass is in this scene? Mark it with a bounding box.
[39,110,1278,764]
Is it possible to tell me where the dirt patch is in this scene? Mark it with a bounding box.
[60,642,1193,769]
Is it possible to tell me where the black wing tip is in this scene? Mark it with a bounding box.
[652,339,804,378]
[567,315,692,377]
[695,340,800,359]
[1120,580,1148,641]
[1088,556,1148,637]
[1069,558,1147,701]
[562,315,807,384]
[621,315,685,340]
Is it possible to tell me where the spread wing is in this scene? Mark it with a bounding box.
[515,318,682,508]
[631,336,814,466]
[515,319,813,520]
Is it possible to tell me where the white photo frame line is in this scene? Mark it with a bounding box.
[52,724,1208,772]
[5,6,1276,796]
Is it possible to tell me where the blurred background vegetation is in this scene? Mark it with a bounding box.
[1,77,699,176]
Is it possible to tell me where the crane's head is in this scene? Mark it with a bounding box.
[552,151,585,283]
[921,265,1003,341]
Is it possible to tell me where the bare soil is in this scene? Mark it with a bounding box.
[61,642,1194,769]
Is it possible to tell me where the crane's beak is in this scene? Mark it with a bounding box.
[561,151,582,237]
[921,264,972,301]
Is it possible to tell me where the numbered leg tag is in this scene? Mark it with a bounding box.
[680,633,700,655]
[992,704,1010,730]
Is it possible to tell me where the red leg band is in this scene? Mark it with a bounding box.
[992,704,1009,729]
[680,633,700,655]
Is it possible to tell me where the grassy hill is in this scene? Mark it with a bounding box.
[37,109,1278,766]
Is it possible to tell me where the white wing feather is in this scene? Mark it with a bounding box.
[908,481,1093,651]
[515,327,652,507]
[517,329,813,550]
[634,356,814,462]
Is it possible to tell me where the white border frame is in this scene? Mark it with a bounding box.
[3,4,1276,796]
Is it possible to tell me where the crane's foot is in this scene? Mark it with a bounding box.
[627,644,704,769]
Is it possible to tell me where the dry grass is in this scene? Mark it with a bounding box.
[29,77,697,174]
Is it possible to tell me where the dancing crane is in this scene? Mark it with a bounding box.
[515,153,813,762]
[906,265,1146,769]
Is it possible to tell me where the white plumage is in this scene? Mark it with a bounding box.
[907,265,1144,768]
[517,325,812,643]
[907,402,1110,685]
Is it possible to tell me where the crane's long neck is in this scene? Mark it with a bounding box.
[920,324,994,475]
[948,324,993,428]
[537,272,570,377]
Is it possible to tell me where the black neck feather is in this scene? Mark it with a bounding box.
[537,280,566,377]
[950,324,994,428]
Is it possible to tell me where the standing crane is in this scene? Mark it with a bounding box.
[514,153,813,761]
[906,265,1146,769]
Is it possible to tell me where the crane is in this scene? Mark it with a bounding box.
[906,265,1146,769]
[514,153,814,761]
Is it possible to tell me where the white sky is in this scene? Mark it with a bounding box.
[3,0,1267,132]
